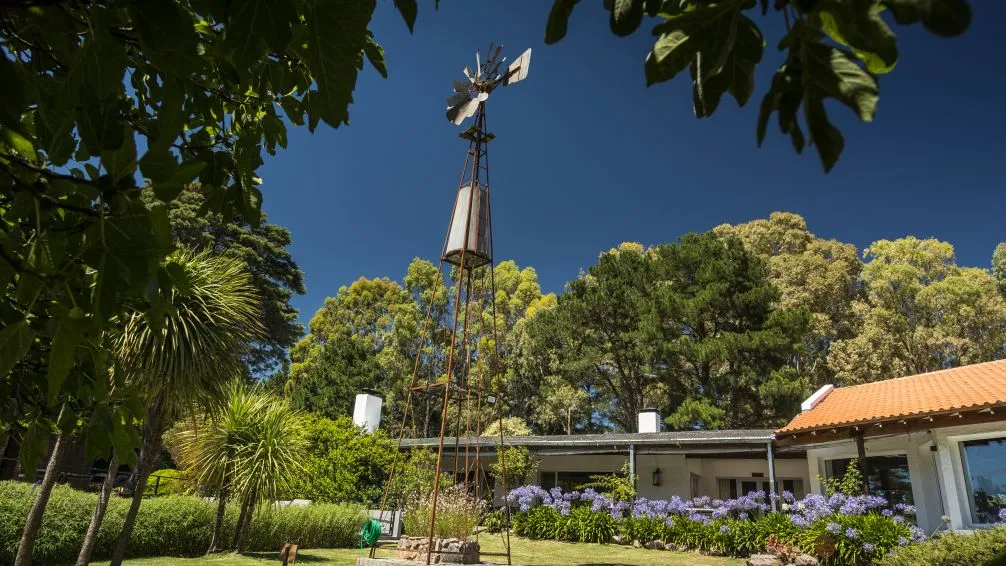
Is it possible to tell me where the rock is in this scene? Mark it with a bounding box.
[644,540,665,550]
[747,555,783,566]
[794,555,819,566]
[611,535,627,545]
[632,540,643,548]
[394,536,480,563]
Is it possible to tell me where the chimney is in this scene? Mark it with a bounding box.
[638,408,661,433]
[801,384,834,412]
[353,390,383,433]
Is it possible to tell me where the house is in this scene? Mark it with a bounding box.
[775,359,1006,533]
[397,414,811,505]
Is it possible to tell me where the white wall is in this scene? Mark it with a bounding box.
[803,424,1006,533]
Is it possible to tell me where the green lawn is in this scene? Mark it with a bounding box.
[96,535,745,565]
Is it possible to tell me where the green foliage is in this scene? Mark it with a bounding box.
[993,243,1006,298]
[481,509,508,534]
[288,336,383,419]
[141,187,305,376]
[491,446,541,490]
[388,448,453,510]
[0,481,365,564]
[509,505,910,565]
[528,233,811,431]
[402,484,486,539]
[543,0,972,172]
[143,469,193,497]
[170,382,307,506]
[820,459,866,497]
[578,461,637,502]
[0,0,400,471]
[878,525,1006,566]
[283,415,394,506]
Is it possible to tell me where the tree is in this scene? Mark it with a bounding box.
[715,212,862,386]
[167,382,270,553]
[649,233,811,429]
[283,415,395,506]
[108,249,262,565]
[828,237,1006,383]
[142,187,305,376]
[289,335,383,419]
[1,1,414,561]
[526,236,810,431]
[532,376,590,435]
[544,0,973,172]
[993,243,1006,298]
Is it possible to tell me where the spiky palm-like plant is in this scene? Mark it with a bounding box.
[107,249,262,566]
[170,382,306,553]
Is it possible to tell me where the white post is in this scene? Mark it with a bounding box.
[767,441,778,511]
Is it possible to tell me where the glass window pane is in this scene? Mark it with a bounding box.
[961,437,1006,524]
[825,456,913,505]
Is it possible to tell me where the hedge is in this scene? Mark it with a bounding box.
[877,525,1006,566]
[0,481,366,565]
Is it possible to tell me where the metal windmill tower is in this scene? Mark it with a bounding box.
[372,44,532,565]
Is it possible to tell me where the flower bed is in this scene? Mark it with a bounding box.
[504,485,925,565]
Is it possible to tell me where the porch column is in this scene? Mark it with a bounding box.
[628,444,636,488]
[853,432,870,495]
[767,442,778,511]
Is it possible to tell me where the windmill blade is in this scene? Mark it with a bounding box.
[475,50,481,77]
[446,97,480,125]
[492,44,503,63]
[504,48,532,86]
[463,65,472,80]
[447,92,471,108]
[453,80,468,93]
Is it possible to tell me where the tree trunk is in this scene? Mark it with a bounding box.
[109,400,165,566]
[14,430,68,566]
[232,490,255,553]
[76,451,119,566]
[207,480,228,553]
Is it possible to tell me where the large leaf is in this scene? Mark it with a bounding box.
[645,0,747,86]
[394,0,418,33]
[802,42,879,123]
[364,33,388,79]
[225,0,297,69]
[0,319,35,379]
[0,55,24,128]
[611,0,645,36]
[816,0,898,74]
[47,316,85,405]
[100,126,138,183]
[128,0,202,77]
[545,0,581,44]
[298,0,376,129]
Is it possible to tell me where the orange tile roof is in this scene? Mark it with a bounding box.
[778,360,1006,434]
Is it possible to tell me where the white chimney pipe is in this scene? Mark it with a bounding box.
[353,391,383,433]
[638,408,661,433]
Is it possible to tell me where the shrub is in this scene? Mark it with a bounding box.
[877,525,1006,566]
[480,509,507,533]
[281,415,395,506]
[144,469,194,497]
[403,484,485,539]
[504,483,923,565]
[0,481,365,565]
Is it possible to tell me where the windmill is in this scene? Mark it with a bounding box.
[370,44,531,566]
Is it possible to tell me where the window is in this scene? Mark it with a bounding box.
[717,478,804,500]
[960,436,1006,524]
[825,456,913,505]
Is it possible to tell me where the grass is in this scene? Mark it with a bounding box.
[95,535,745,566]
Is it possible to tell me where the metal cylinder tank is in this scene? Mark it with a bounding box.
[443,183,490,268]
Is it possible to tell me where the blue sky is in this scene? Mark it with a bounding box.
[259,1,1006,327]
